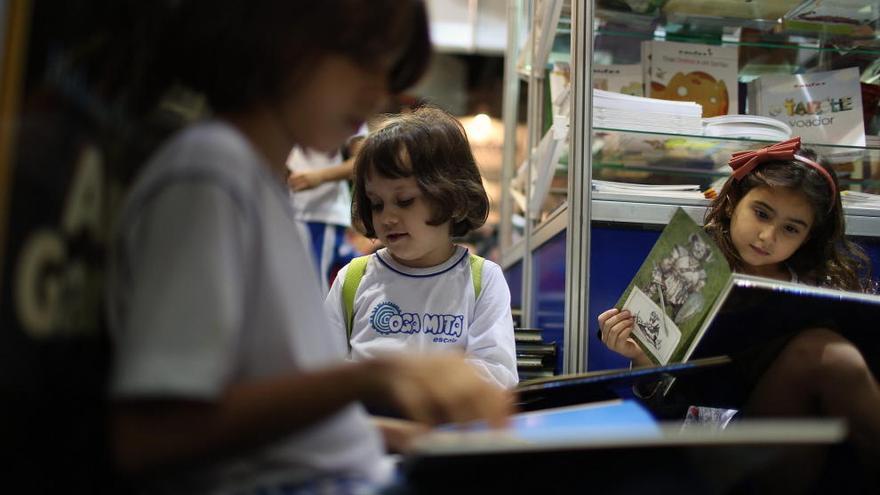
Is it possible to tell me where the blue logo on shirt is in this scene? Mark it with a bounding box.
[369,301,462,342]
[370,302,420,335]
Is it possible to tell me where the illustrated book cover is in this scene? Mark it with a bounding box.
[615,207,880,366]
[746,66,866,148]
[593,64,644,96]
[642,40,739,118]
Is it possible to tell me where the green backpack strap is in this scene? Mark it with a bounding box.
[343,255,371,340]
[469,253,484,300]
[343,252,485,340]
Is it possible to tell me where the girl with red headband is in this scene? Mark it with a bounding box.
[599,137,878,488]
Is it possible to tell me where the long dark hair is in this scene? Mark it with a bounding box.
[704,154,870,290]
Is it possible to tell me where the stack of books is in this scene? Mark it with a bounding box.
[592,180,709,201]
[593,88,704,135]
[841,190,880,209]
[514,328,557,381]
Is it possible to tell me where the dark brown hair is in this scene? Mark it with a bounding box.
[168,0,430,113]
[352,106,490,238]
[704,153,871,290]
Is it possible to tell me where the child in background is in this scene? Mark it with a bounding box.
[107,2,511,493]
[287,126,367,294]
[598,137,879,483]
[325,107,519,389]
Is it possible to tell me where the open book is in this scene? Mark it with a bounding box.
[406,400,844,493]
[516,356,731,411]
[616,208,880,366]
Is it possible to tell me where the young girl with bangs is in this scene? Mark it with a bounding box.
[598,137,879,485]
[325,106,519,390]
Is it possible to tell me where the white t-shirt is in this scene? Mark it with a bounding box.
[107,121,388,493]
[325,246,519,388]
[286,147,352,227]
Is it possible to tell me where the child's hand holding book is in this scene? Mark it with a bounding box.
[597,308,652,367]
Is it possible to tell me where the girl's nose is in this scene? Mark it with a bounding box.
[757,225,775,243]
[382,211,399,226]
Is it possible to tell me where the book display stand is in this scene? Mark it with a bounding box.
[500,4,880,491]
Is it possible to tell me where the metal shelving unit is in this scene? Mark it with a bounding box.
[501,0,880,375]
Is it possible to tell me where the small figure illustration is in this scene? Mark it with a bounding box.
[648,233,712,324]
[635,310,663,350]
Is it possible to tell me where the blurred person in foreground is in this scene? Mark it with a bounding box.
[106,1,512,493]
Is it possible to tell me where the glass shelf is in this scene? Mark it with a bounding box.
[588,127,880,192]
[594,126,880,151]
[594,1,880,45]
[592,1,880,87]
[594,28,880,56]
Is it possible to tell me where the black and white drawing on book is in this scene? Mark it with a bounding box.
[648,232,713,325]
[623,286,681,364]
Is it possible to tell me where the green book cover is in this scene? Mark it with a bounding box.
[615,208,731,364]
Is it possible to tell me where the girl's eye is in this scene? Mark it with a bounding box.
[370,202,383,212]
[784,225,800,235]
[753,208,769,220]
[397,198,414,207]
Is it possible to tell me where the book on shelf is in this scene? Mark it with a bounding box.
[592,180,701,192]
[661,0,801,20]
[591,180,708,201]
[615,208,880,366]
[783,0,880,36]
[515,327,557,378]
[593,88,703,135]
[516,356,547,369]
[738,27,801,81]
[642,40,739,118]
[841,190,880,209]
[549,62,571,118]
[593,64,643,96]
[598,0,666,15]
[516,343,558,355]
[527,116,568,219]
[746,67,866,150]
[593,132,741,178]
[514,327,544,343]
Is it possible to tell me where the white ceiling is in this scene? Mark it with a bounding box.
[427,0,508,54]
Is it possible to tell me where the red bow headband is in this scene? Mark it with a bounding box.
[728,137,837,200]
